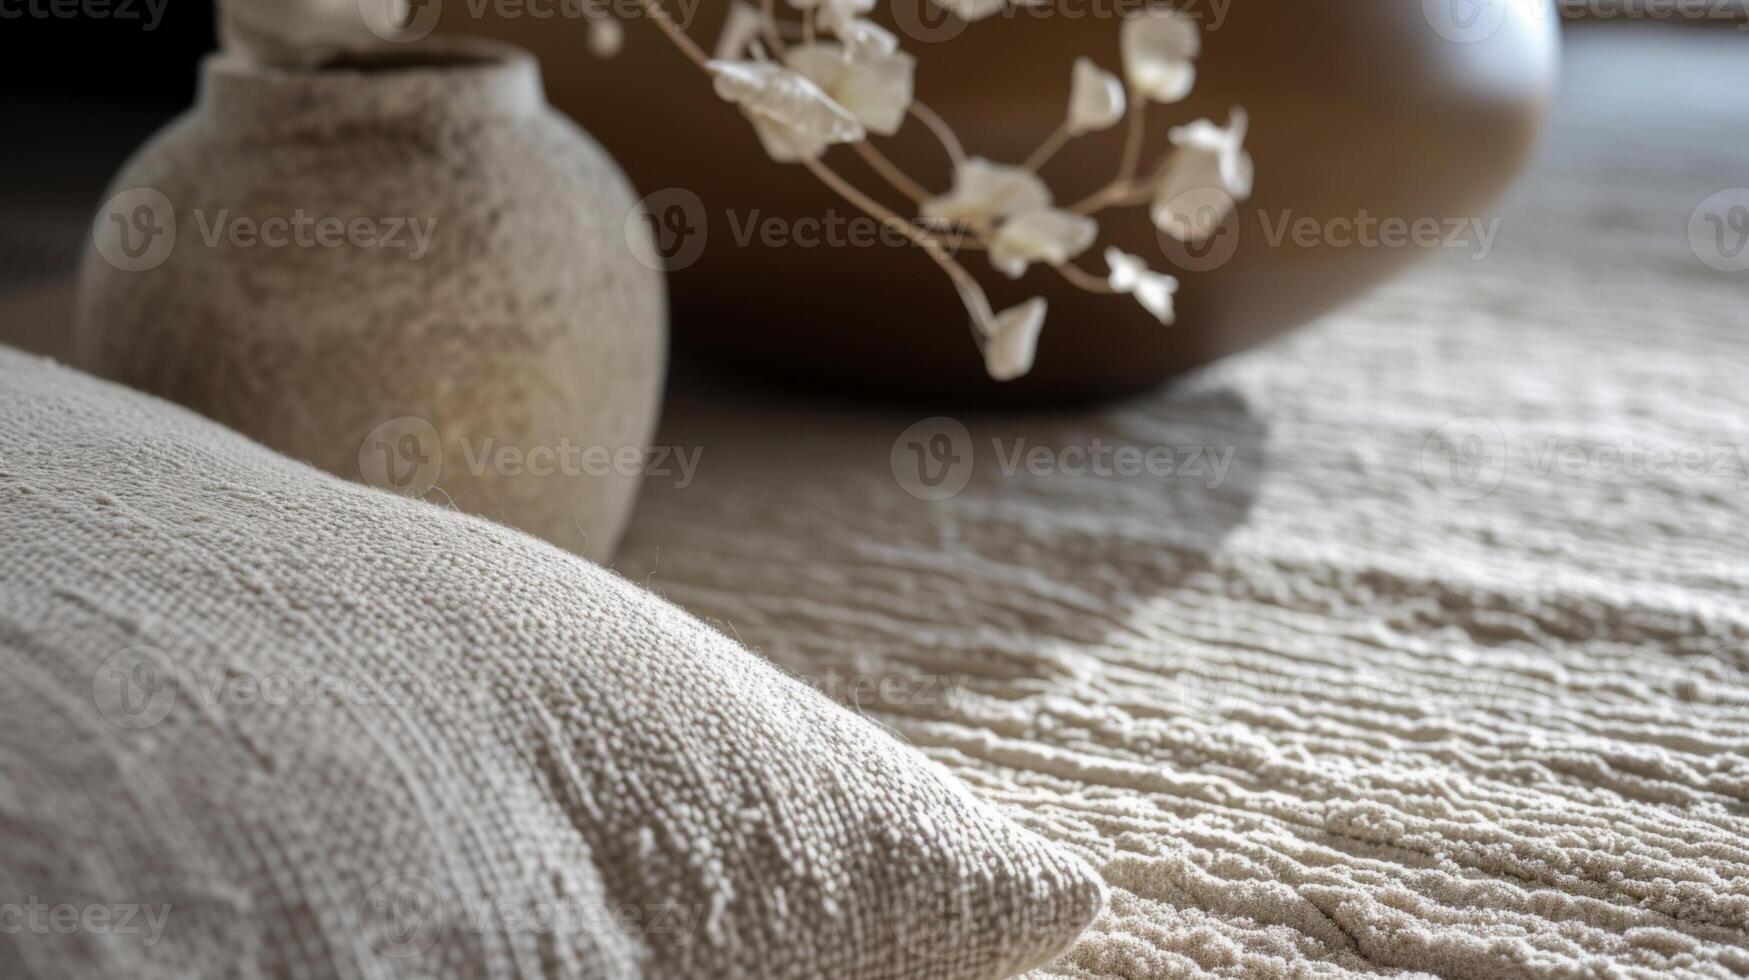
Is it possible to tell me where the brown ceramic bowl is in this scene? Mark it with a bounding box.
[447,0,1559,403]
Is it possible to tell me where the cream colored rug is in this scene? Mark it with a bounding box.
[616,28,1749,978]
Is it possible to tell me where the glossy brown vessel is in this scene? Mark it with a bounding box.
[455,0,1560,403]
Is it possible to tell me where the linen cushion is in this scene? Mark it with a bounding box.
[0,347,1104,979]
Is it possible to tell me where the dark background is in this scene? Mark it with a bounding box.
[0,0,217,287]
[0,0,215,98]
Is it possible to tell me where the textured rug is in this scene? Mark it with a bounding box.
[615,27,1749,978]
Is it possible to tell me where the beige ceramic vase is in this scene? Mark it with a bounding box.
[76,37,666,561]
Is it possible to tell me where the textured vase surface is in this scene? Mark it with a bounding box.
[77,37,666,561]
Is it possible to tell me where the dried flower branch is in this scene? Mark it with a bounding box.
[668,0,1253,380]
[215,0,1252,382]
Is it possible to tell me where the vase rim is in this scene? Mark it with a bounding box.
[206,35,533,78]
[199,36,544,129]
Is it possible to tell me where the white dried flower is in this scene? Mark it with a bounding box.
[1105,248,1179,324]
[825,15,899,60]
[989,210,1098,279]
[708,59,866,162]
[1170,109,1253,197]
[587,16,624,57]
[786,0,874,13]
[981,298,1048,381]
[930,0,1007,20]
[1152,108,1252,241]
[615,0,1254,380]
[784,43,915,136]
[1121,4,1200,103]
[1067,57,1126,135]
[929,0,1048,20]
[715,2,770,60]
[922,158,1052,225]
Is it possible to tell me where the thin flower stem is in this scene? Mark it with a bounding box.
[1070,178,1153,214]
[852,142,929,205]
[635,0,708,67]
[760,0,788,56]
[797,153,996,329]
[1069,103,1152,213]
[1023,122,1072,173]
[802,7,815,45]
[1116,99,1146,183]
[628,0,1149,342]
[908,101,967,167]
[1055,261,1118,294]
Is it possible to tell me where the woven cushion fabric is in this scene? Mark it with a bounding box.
[0,347,1104,980]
